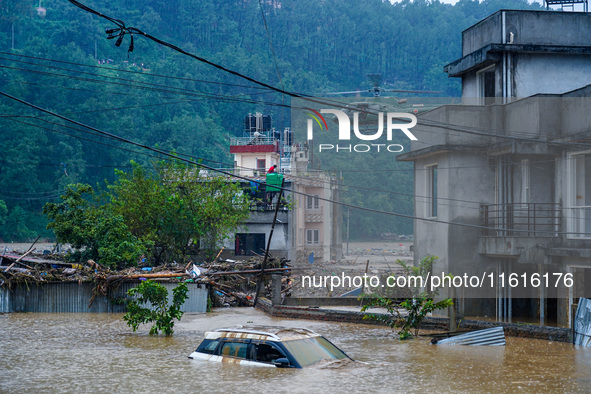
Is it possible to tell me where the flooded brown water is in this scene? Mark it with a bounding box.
[1,308,590,393]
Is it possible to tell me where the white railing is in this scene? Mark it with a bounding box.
[230,136,277,146]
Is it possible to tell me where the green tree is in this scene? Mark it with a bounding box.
[42,183,145,268]
[43,160,250,267]
[123,280,189,336]
[108,160,250,264]
[361,256,453,339]
[0,200,7,227]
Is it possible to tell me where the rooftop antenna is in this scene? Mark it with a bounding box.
[544,0,588,12]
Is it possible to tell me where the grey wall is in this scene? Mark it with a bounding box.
[514,54,591,97]
[462,10,591,55]
[0,282,208,313]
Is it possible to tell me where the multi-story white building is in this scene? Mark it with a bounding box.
[399,9,591,327]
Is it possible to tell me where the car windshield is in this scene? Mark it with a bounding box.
[281,336,348,367]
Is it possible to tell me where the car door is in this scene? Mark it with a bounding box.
[251,340,295,367]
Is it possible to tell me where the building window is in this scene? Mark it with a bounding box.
[426,164,437,218]
[235,233,265,255]
[306,229,319,245]
[477,66,495,105]
[567,152,591,238]
[520,159,530,203]
[256,159,266,173]
[306,194,319,209]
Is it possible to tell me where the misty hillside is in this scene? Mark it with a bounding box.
[0,0,541,240]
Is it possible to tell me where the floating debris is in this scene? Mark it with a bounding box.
[432,326,506,346]
[1,244,295,308]
[574,298,591,347]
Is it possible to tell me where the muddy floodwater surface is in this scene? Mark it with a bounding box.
[1,308,590,393]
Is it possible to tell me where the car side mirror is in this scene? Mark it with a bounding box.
[273,358,291,368]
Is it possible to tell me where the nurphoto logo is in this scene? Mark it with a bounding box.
[305,107,418,153]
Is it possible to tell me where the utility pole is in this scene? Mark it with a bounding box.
[347,207,350,255]
[253,178,285,308]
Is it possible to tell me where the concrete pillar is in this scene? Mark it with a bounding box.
[271,274,282,306]
[557,265,570,327]
[539,263,545,326]
[449,287,457,331]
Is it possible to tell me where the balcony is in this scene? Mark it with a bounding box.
[304,206,323,222]
[303,243,324,260]
[229,136,279,154]
[248,200,289,212]
[230,136,277,146]
[480,203,561,237]
[479,203,560,259]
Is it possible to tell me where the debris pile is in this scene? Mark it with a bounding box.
[348,247,413,257]
[0,242,294,308]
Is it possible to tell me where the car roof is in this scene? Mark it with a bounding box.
[204,325,320,342]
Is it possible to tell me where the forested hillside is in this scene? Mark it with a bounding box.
[0,0,540,241]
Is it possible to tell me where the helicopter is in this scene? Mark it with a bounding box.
[327,73,441,98]
[320,73,443,126]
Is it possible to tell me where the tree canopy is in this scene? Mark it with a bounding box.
[43,161,250,267]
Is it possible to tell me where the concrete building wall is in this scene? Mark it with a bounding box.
[413,153,451,276]
[462,12,502,55]
[514,54,591,97]
[456,10,591,100]
[223,222,290,258]
[460,54,591,99]
[234,152,280,176]
[289,174,342,263]
[462,10,591,56]
[461,72,479,99]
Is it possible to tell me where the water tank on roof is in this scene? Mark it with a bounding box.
[266,173,283,192]
[284,127,292,146]
[244,113,272,133]
[273,129,281,141]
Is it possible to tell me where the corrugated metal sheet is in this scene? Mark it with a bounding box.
[574,297,591,347]
[0,285,9,313]
[0,281,208,313]
[434,326,506,346]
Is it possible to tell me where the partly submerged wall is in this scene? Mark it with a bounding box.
[0,281,208,313]
[256,298,572,343]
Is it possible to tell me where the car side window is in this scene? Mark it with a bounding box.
[197,339,220,354]
[253,342,286,364]
[220,342,249,359]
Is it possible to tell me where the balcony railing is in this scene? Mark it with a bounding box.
[304,205,323,222]
[566,206,591,239]
[230,136,277,146]
[248,201,289,212]
[302,243,324,259]
[480,203,561,237]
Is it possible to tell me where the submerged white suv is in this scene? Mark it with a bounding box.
[188,325,352,368]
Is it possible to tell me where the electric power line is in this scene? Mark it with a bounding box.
[1,89,578,236]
